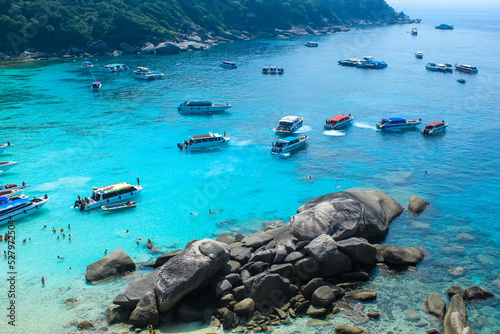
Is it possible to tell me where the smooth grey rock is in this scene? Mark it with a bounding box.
[113,269,159,307]
[293,257,322,281]
[383,246,424,266]
[155,42,182,54]
[86,249,135,283]
[233,298,255,315]
[87,40,108,52]
[336,238,377,264]
[312,286,336,306]
[230,246,252,263]
[242,232,274,248]
[443,294,473,334]
[119,42,138,53]
[146,249,182,268]
[273,245,288,263]
[106,305,131,324]
[374,244,389,262]
[177,304,204,322]
[307,305,327,318]
[269,263,293,276]
[216,234,236,245]
[249,249,275,263]
[447,285,465,298]
[129,291,159,327]
[346,290,377,301]
[140,42,155,54]
[284,240,297,253]
[304,234,338,261]
[264,225,293,244]
[222,309,236,329]
[250,273,290,303]
[426,293,446,319]
[77,320,93,330]
[223,260,241,274]
[408,195,429,215]
[216,279,233,297]
[464,286,494,300]
[295,190,404,242]
[285,251,304,263]
[302,278,325,299]
[322,250,352,277]
[155,239,230,313]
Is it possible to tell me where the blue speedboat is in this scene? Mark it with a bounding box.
[356,57,387,69]
[377,117,422,130]
[0,196,50,225]
[435,24,454,30]
[271,136,308,154]
[457,79,466,84]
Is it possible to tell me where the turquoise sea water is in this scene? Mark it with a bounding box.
[1,5,499,334]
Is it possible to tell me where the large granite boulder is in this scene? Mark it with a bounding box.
[383,246,424,266]
[155,42,182,54]
[311,286,336,306]
[242,232,274,248]
[119,42,138,53]
[113,269,159,307]
[443,294,473,334]
[408,196,430,215]
[145,249,182,268]
[155,239,230,313]
[233,298,255,315]
[304,234,338,261]
[129,291,159,327]
[140,42,155,54]
[425,293,446,319]
[321,250,352,277]
[293,190,403,242]
[86,249,136,283]
[106,305,131,324]
[464,286,494,300]
[250,273,291,303]
[87,40,109,52]
[336,238,377,264]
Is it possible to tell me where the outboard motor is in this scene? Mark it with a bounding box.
[177,143,184,150]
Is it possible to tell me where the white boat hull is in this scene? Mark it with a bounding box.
[178,105,232,113]
[0,144,12,152]
[0,162,20,172]
[377,121,422,130]
[0,189,24,198]
[80,186,142,211]
[182,138,230,150]
[272,137,308,154]
[0,197,50,225]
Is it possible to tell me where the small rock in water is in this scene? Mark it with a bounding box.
[334,324,367,334]
[464,285,494,300]
[447,266,465,276]
[447,285,465,297]
[367,312,380,319]
[77,320,94,330]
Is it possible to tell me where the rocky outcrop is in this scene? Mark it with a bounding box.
[119,42,138,53]
[408,196,430,215]
[336,238,377,264]
[85,249,136,283]
[249,273,291,303]
[144,249,182,268]
[87,40,109,52]
[140,42,155,54]
[311,286,336,306]
[113,269,159,307]
[425,293,446,319]
[129,291,159,327]
[383,246,424,266]
[155,239,230,312]
[106,305,131,324]
[447,285,465,298]
[292,190,404,242]
[233,298,255,315]
[464,286,494,300]
[335,325,367,334]
[443,294,473,334]
[304,234,338,261]
[155,42,183,54]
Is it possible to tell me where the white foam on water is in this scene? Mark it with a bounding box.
[354,122,377,130]
[295,125,312,133]
[323,130,346,136]
[36,176,91,191]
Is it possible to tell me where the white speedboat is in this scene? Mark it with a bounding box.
[74,182,142,211]
[324,115,353,130]
[0,142,13,153]
[0,195,50,225]
[305,41,318,47]
[178,132,230,150]
[411,28,418,35]
[178,101,232,113]
[219,61,237,69]
[274,116,304,134]
[422,121,448,135]
[454,64,478,74]
[0,189,25,198]
[0,161,20,172]
[271,136,308,154]
[0,183,30,191]
[377,117,422,130]
[99,64,129,72]
[415,52,423,59]
[134,67,164,80]
[102,201,137,212]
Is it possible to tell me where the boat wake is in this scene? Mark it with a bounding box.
[37,176,91,191]
[323,130,346,136]
[354,122,377,130]
[295,125,312,133]
[231,139,253,147]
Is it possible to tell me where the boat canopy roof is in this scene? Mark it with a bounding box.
[0,197,30,213]
[222,61,235,64]
[93,82,101,84]
[280,116,299,122]
[190,132,220,140]
[426,122,443,126]
[328,115,349,122]
[278,137,298,143]
[384,117,406,122]
[184,101,212,106]
[93,182,133,194]
[84,61,92,65]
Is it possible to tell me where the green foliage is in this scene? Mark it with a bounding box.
[0,0,399,52]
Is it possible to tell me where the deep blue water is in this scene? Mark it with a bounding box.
[0,6,499,334]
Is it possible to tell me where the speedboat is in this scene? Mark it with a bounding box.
[74,182,142,211]
[454,64,478,74]
[91,82,101,91]
[0,142,13,153]
[305,41,318,47]
[134,67,164,80]
[102,201,137,212]
[177,101,232,113]
[219,61,237,69]
[177,132,230,150]
[262,66,269,74]
[338,56,372,67]
[0,183,30,191]
[274,116,304,134]
[0,195,50,225]
[422,121,448,135]
[457,79,466,84]
[324,115,353,130]
[437,63,453,72]
[272,136,308,154]
[426,63,441,71]
[99,64,128,72]
[0,161,20,173]
[357,60,387,69]
[411,28,418,35]
[277,67,284,74]
[0,189,25,198]
[435,24,454,30]
[269,66,278,74]
[83,61,93,67]
[377,117,422,130]
[415,52,423,59]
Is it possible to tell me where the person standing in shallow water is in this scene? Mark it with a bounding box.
[137,177,140,186]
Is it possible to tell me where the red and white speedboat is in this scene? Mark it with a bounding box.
[0,161,20,173]
[454,64,478,74]
[324,115,354,130]
[422,121,448,135]
[0,189,25,198]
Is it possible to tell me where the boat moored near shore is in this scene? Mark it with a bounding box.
[74,182,142,211]
[324,115,353,130]
[0,195,50,225]
[422,121,448,135]
[274,116,304,134]
[99,64,129,72]
[454,64,478,73]
[219,61,237,69]
[272,136,308,154]
[377,117,422,130]
[178,101,232,113]
[178,132,230,150]
[0,161,20,173]
[304,41,318,47]
[134,67,164,79]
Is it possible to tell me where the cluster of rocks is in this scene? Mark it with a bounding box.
[425,285,495,334]
[80,190,433,333]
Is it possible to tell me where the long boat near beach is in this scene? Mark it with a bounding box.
[0,195,50,225]
[74,182,142,211]
[177,101,232,113]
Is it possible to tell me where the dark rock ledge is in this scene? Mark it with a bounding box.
[83,190,432,332]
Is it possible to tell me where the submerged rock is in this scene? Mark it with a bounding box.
[85,249,136,283]
[155,239,230,313]
[345,290,377,301]
[443,294,473,334]
[335,324,367,334]
[464,286,494,300]
[77,320,94,329]
[383,246,424,266]
[408,195,429,215]
[425,293,446,319]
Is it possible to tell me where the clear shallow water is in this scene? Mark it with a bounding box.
[1,6,499,334]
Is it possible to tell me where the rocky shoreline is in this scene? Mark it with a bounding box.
[0,16,420,64]
[63,189,497,334]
